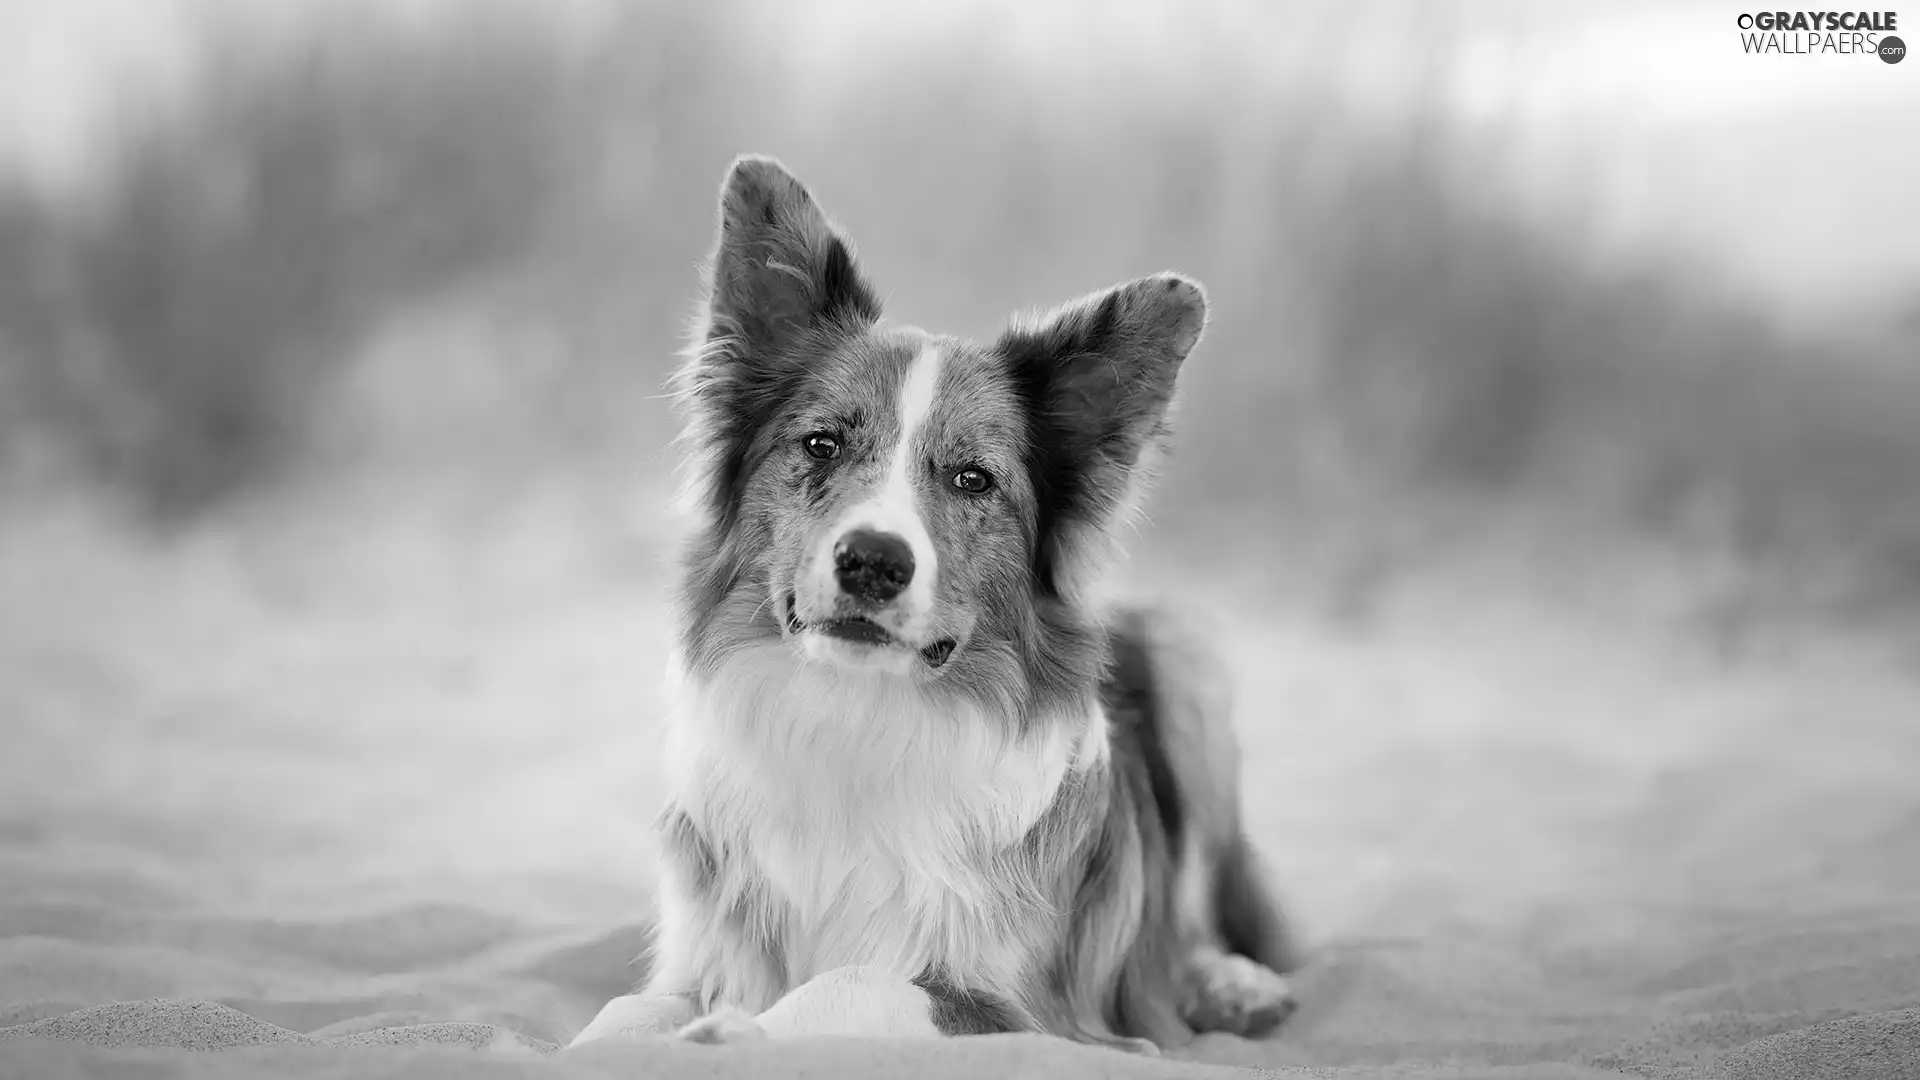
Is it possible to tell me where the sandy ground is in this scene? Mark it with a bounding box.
[2,478,1918,1079]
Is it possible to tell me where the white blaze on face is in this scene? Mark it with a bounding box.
[804,342,945,646]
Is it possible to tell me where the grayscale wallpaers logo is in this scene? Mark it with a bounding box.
[1736,10,1903,58]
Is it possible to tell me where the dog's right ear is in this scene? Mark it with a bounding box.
[675,157,879,529]
[700,155,881,365]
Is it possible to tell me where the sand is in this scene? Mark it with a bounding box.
[2,493,1918,1079]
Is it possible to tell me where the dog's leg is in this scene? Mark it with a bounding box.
[1175,836,1298,1037]
[676,965,1164,1055]
[571,808,785,1049]
[674,965,940,1044]
[1180,940,1296,1037]
[1113,605,1300,1039]
[569,993,699,1046]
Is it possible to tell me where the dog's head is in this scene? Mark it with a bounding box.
[673,156,1205,716]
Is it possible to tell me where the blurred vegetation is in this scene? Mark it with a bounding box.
[0,5,665,515]
[0,1,1916,622]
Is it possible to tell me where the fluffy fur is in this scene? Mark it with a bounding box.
[570,155,1300,1055]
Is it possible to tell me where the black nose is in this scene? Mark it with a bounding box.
[833,529,915,603]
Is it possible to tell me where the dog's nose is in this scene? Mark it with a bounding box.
[833,529,915,603]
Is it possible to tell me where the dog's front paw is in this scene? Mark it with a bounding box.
[674,1006,769,1045]
[1183,952,1296,1038]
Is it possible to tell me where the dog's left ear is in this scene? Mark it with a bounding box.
[676,156,881,527]
[999,273,1207,597]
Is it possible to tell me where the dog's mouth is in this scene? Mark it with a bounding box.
[781,594,957,669]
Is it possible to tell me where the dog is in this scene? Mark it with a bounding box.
[569,155,1300,1054]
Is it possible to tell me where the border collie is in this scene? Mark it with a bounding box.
[570,156,1299,1054]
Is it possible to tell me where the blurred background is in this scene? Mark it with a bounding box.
[2,0,1919,1057]
[4,0,1918,615]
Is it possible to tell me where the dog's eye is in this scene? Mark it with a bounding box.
[802,433,841,460]
[952,467,994,494]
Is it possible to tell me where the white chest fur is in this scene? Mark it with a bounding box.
[663,647,1102,993]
